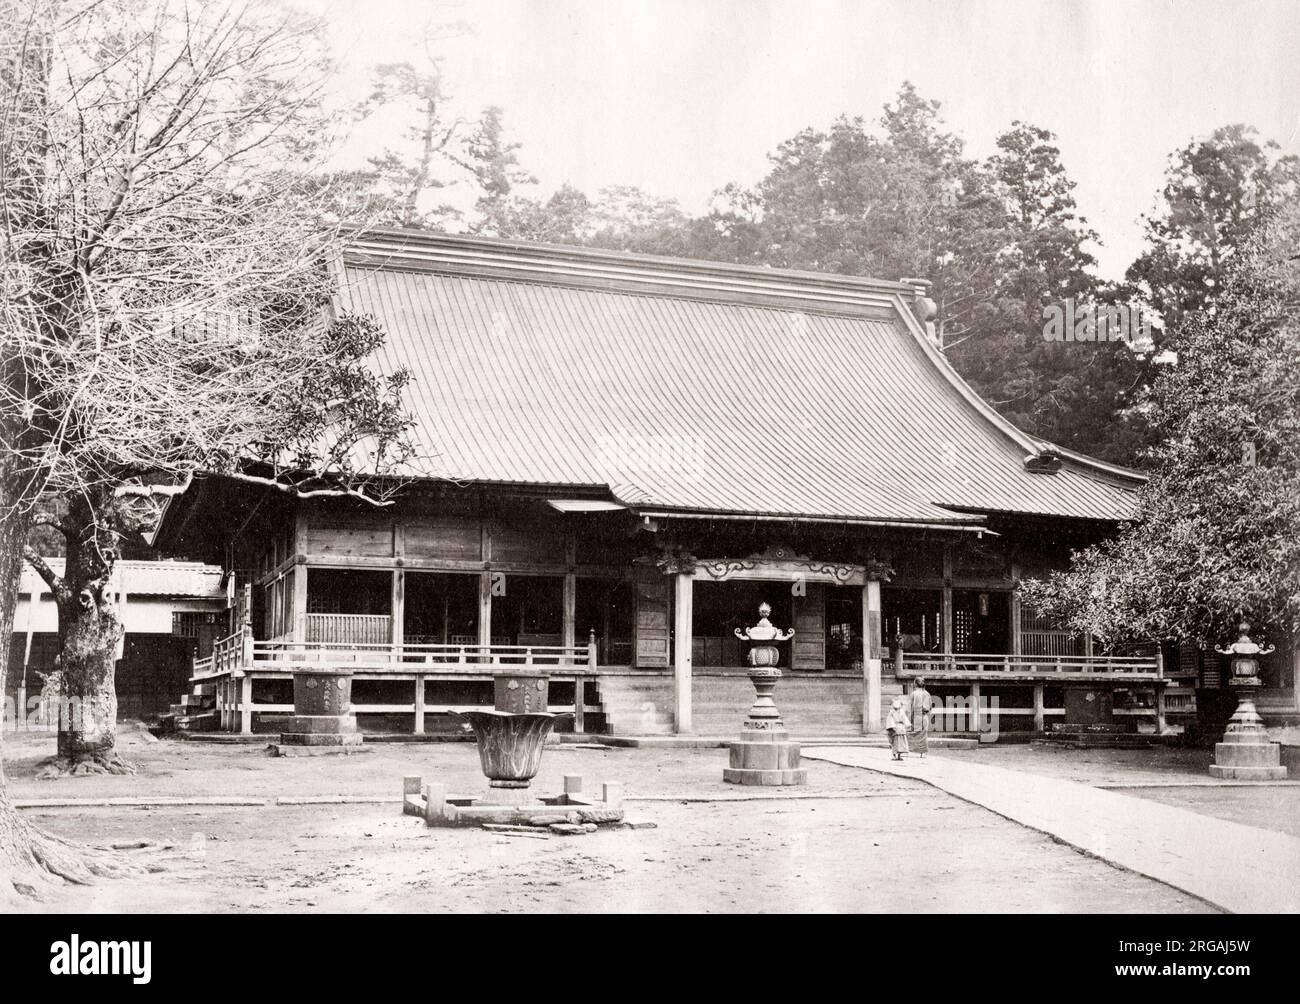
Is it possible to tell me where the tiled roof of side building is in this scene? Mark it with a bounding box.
[20,560,226,598]
[334,228,1144,526]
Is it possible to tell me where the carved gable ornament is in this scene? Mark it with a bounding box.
[691,544,878,585]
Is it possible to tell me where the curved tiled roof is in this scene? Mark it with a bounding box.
[336,229,1142,526]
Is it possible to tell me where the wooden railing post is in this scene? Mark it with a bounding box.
[587,628,598,670]
[239,673,252,734]
[574,676,586,734]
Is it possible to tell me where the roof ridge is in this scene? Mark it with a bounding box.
[342,226,919,314]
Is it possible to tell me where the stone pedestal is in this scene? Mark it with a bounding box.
[1063,685,1116,726]
[723,663,807,786]
[1209,689,1286,780]
[277,668,362,752]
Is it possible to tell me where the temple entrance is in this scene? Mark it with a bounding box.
[881,587,943,655]
[492,574,564,647]
[692,580,792,668]
[953,589,1010,653]
[404,571,480,645]
[305,568,392,643]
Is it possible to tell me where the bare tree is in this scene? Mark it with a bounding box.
[0,0,413,903]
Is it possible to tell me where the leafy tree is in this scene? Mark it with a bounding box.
[341,35,534,231]
[1128,124,1300,348]
[953,123,1148,464]
[0,0,413,903]
[1019,203,1300,649]
[476,181,690,253]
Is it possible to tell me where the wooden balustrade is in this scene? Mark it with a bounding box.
[895,650,1160,679]
[306,613,392,645]
[247,640,597,672]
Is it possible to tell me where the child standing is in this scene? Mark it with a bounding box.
[885,697,911,760]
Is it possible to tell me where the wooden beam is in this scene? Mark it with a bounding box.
[1010,562,1022,657]
[390,567,405,649]
[478,570,492,648]
[942,543,954,656]
[239,675,253,735]
[673,572,693,734]
[290,561,308,644]
[562,572,576,650]
[863,580,882,734]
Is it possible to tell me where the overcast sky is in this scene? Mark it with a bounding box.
[301,0,1300,280]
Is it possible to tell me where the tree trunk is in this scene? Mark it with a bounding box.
[0,492,141,904]
[46,490,132,776]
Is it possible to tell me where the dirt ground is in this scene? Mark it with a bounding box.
[1,728,1225,913]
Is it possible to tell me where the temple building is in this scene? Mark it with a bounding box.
[152,230,1299,738]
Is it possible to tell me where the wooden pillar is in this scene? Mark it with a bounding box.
[413,675,426,735]
[291,514,309,643]
[391,523,405,651]
[1010,562,1022,657]
[478,571,492,649]
[970,681,981,737]
[863,580,883,734]
[390,567,405,649]
[290,562,308,644]
[1155,686,1167,736]
[673,572,693,734]
[478,523,492,649]
[239,674,253,735]
[562,572,576,651]
[941,543,954,656]
[1032,683,1045,733]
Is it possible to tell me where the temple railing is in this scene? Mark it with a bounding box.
[895,651,1162,681]
[306,613,392,645]
[193,639,598,678]
[192,625,252,680]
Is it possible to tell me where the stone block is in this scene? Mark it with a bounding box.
[422,783,449,825]
[563,774,584,795]
[1212,741,1283,768]
[286,714,357,735]
[1208,764,1288,780]
[722,766,808,786]
[292,670,353,717]
[1063,686,1113,726]
[728,740,801,771]
[402,775,423,796]
[278,731,364,747]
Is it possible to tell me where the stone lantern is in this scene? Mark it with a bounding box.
[1209,622,1286,780]
[724,603,807,785]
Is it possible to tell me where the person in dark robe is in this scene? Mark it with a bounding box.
[908,677,933,757]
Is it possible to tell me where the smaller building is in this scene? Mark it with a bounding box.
[7,559,228,722]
